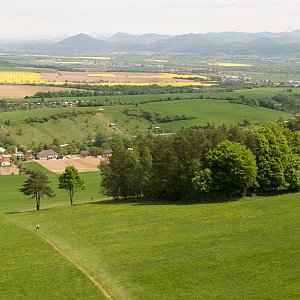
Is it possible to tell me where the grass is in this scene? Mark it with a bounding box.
[0,215,105,300]
[0,165,299,299]
[0,107,115,146]
[3,193,299,299]
[212,87,300,98]
[103,99,291,133]
[0,171,102,213]
[0,87,296,143]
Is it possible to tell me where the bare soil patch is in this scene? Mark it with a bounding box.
[37,157,101,173]
[0,165,19,175]
[0,85,79,99]
[42,71,189,84]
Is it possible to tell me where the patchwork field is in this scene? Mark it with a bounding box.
[43,71,208,83]
[0,71,215,87]
[37,157,101,173]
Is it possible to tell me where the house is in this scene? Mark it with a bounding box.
[36,149,58,160]
[80,150,89,158]
[25,152,35,161]
[0,156,11,167]
[0,147,5,154]
[14,151,24,160]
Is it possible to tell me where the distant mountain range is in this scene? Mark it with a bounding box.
[1,30,300,56]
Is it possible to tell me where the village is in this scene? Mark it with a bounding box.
[0,147,113,175]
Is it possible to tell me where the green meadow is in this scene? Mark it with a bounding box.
[103,99,291,133]
[0,169,299,299]
[2,87,298,144]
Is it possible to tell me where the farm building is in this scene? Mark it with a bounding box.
[36,149,58,160]
[13,151,24,160]
[25,152,35,161]
[0,156,11,167]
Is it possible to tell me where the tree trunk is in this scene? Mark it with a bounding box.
[70,189,73,205]
[36,197,40,210]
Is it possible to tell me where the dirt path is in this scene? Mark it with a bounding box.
[6,216,114,300]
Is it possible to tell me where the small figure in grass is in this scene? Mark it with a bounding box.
[36,224,40,231]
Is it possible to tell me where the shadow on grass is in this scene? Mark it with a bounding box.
[5,207,52,215]
[86,196,241,206]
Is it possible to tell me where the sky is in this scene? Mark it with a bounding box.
[1,0,300,39]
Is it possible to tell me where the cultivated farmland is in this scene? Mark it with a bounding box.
[37,157,101,173]
[0,71,44,84]
[0,84,80,99]
[42,71,215,86]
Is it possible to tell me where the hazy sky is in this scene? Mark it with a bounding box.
[1,0,300,38]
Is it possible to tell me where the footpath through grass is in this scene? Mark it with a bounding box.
[6,193,300,299]
[0,215,105,300]
[0,171,108,299]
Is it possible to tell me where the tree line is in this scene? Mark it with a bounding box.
[228,93,300,113]
[24,110,95,124]
[31,84,205,97]
[100,121,300,201]
[123,108,196,123]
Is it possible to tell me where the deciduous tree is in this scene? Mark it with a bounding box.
[206,140,257,197]
[19,170,55,210]
[58,166,85,205]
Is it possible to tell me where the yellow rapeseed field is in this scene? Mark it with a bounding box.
[87,72,212,81]
[148,59,169,63]
[53,62,83,65]
[208,62,253,67]
[161,73,212,80]
[76,56,111,60]
[47,81,216,87]
[87,73,116,77]
[0,72,45,84]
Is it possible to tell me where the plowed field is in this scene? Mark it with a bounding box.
[37,157,101,173]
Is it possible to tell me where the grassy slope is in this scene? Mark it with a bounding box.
[0,171,106,299]
[0,88,297,143]
[103,99,291,133]
[0,107,116,146]
[212,87,300,98]
[3,193,299,299]
[0,215,105,300]
[0,171,102,213]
